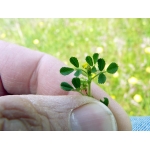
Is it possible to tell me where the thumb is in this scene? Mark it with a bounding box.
[0,95,117,131]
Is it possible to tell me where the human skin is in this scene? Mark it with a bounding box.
[0,40,132,131]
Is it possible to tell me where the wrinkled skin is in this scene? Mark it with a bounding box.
[0,40,132,130]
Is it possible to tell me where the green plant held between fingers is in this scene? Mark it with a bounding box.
[60,53,118,106]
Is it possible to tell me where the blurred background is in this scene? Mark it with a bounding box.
[0,18,150,116]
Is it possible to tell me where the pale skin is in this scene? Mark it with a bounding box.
[0,40,132,130]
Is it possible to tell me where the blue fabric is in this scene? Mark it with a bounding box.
[130,116,150,131]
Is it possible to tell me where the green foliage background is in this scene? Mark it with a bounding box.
[0,18,150,116]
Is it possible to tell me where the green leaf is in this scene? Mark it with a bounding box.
[91,66,97,73]
[98,58,105,71]
[60,82,74,91]
[70,57,79,68]
[87,66,92,75]
[72,77,81,89]
[85,56,93,66]
[100,97,109,106]
[93,53,99,64]
[98,73,106,84]
[60,67,74,75]
[107,62,118,74]
[74,69,82,77]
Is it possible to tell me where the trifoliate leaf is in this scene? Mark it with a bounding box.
[60,67,74,75]
[72,77,81,89]
[93,53,99,64]
[74,69,82,77]
[98,73,106,84]
[70,57,79,68]
[107,62,118,74]
[60,82,74,91]
[98,58,105,71]
[86,56,93,66]
[100,97,109,106]
[91,66,97,73]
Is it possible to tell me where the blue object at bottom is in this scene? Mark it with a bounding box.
[130,116,150,131]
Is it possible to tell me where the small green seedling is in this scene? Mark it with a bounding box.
[60,53,118,106]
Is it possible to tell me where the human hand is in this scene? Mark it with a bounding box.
[0,40,132,130]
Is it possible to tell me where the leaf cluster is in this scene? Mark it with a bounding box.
[60,53,119,106]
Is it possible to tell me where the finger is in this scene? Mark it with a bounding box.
[0,95,117,131]
[0,40,67,95]
[91,83,132,130]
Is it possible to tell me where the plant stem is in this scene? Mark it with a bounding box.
[87,75,92,96]
[81,69,88,77]
[73,89,84,95]
[91,70,107,80]
[88,80,91,96]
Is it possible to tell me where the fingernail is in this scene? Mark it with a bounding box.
[70,102,117,131]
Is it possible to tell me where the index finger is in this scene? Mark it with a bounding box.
[0,40,68,95]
